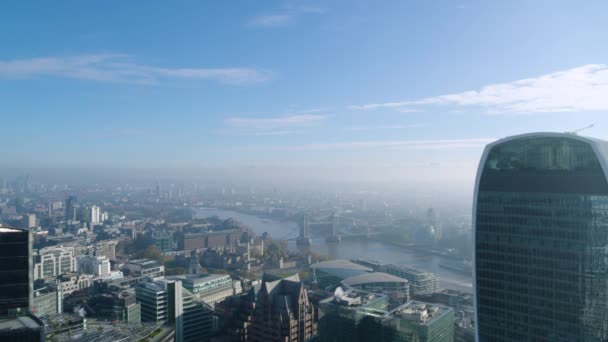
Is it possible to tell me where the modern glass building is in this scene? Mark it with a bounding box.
[474,133,608,341]
[0,227,32,318]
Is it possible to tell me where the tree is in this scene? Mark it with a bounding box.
[140,245,164,263]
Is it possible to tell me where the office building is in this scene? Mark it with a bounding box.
[77,255,111,276]
[474,133,608,341]
[154,232,173,252]
[91,288,141,323]
[89,205,101,225]
[341,272,410,304]
[318,289,391,342]
[23,214,36,229]
[136,279,213,342]
[168,273,239,307]
[0,226,32,318]
[217,274,317,341]
[64,195,77,221]
[92,240,117,260]
[33,245,76,280]
[182,229,240,251]
[122,258,165,278]
[250,274,317,341]
[57,273,93,296]
[0,226,46,341]
[32,287,61,318]
[319,289,454,342]
[380,264,440,295]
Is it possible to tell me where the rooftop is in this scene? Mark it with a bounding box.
[342,272,408,287]
[126,259,159,267]
[311,259,373,272]
[166,273,230,285]
[390,301,452,325]
[325,288,387,309]
[0,316,44,331]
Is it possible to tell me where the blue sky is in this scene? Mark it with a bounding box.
[2,1,608,185]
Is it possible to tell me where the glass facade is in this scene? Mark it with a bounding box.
[0,228,32,318]
[475,136,608,341]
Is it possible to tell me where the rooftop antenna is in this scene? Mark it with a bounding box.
[569,123,594,135]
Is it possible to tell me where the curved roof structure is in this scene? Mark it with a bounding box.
[311,260,373,272]
[342,272,408,287]
[473,132,608,341]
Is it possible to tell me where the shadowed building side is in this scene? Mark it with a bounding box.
[473,133,608,341]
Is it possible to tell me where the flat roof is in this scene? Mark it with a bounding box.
[342,272,408,286]
[0,316,43,330]
[311,260,373,272]
[167,273,230,284]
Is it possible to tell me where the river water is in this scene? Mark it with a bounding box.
[196,207,473,293]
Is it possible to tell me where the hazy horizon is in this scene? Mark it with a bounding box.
[3,1,608,193]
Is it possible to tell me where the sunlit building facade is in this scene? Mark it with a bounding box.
[474,133,608,341]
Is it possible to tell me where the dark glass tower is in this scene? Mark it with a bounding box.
[474,133,608,341]
[0,226,32,317]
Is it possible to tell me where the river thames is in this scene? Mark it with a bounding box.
[196,207,473,293]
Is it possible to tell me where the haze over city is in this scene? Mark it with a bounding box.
[2,2,608,342]
[2,1,608,191]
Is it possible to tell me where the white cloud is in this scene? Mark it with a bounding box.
[351,64,608,114]
[247,15,294,27]
[226,114,326,130]
[0,54,273,85]
[254,130,293,136]
[247,2,327,28]
[249,138,494,151]
[344,123,424,131]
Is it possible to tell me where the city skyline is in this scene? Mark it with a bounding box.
[2,1,608,188]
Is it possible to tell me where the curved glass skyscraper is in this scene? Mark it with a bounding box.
[473,133,608,342]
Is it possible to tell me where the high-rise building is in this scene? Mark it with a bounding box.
[0,226,45,341]
[23,214,36,229]
[0,226,32,318]
[64,195,77,221]
[474,133,608,341]
[89,205,101,225]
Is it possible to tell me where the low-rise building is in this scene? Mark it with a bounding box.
[380,264,440,295]
[32,287,62,318]
[90,288,141,323]
[33,245,76,280]
[216,273,317,342]
[311,259,373,288]
[77,255,111,276]
[342,272,410,305]
[122,258,165,278]
[58,273,93,297]
[319,289,453,342]
[167,273,240,307]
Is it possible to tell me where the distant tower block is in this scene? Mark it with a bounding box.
[326,213,341,244]
[296,214,312,247]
